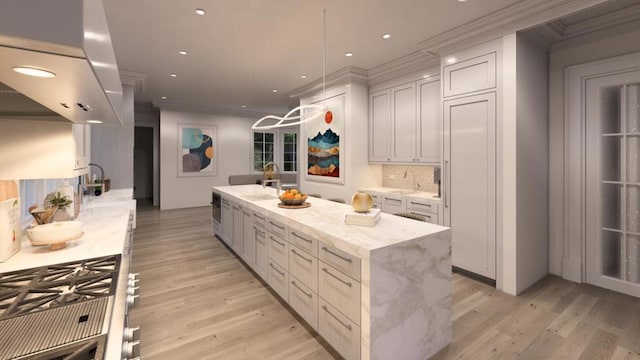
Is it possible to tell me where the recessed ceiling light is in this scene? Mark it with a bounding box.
[86,120,103,124]
[194,8,206,15]
[446,57,457,64]
[170,73,177,78]
[272,89,278,93]
[458,0,467,2]
[178,50,188,55]
[241,105,246,108]
[301,75,307,79]
[382,33,391,39]
[345,52,354,57]
[12,66,56,78]
[161,96,167,100]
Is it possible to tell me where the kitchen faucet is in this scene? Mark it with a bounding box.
[403,169,420,191]
[80,163,105,196]
[262,162,282,196]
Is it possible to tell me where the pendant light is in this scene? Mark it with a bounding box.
[251,9,328,130]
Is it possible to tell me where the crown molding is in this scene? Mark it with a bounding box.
[562,2,640,39]
[417,0,608,56]
[119,70,147,95]
[288,66,368,99]
[367,51,440,86]
[152,101,272,119]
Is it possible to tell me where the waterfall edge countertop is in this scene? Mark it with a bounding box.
[215,184,448,260]
[0,189,134,273]
[214,184,452,360]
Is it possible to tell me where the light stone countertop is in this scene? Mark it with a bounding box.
[0,189,134,273]
[360,186,442,203]
[214,185,449,260]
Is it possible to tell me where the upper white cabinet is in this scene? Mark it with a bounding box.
[369,90,392,162]
[369,76,441,164]
[443,52,496,98]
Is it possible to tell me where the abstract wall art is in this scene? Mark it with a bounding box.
[178,124,217,177]
[304,94,345,184]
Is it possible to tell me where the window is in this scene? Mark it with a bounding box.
[282,131,297,172]
[253,131,275,172]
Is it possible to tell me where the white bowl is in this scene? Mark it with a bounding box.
[27,221,83,249]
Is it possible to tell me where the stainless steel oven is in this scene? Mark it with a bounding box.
[211,190,221,224]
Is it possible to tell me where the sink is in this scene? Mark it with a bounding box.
[240,194,277,201]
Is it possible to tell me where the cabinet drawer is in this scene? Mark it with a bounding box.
[318,299,360,360]
[289,277,318,330]
[267,261,288,302]
[267,218,288,238]
[319,261,360,325]
[289,230,318,257]
[443,52,496,98]
[381,195,406,214]
[369,192,381,205]
[253,212,266,229]
[267,232,289,270]
[407,211,438,224]
[319,244,361,281]
[406,199,438,214]
[289,245,318,292]
[253,226,268,279]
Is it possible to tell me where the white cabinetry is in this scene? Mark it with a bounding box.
[252,215,268,279]
[232,204,243,253]
[368,76,441,164]
[443,53,496,98]
[242,209,253,264]
[221,198,233,246]
[381,195,406,215]
[443,92,496,280]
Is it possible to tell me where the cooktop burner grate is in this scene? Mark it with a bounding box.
[0,255,120,320]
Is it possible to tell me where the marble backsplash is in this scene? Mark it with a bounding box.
[381,165,439,193]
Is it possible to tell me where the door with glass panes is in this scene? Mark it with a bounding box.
[585,71,640,297]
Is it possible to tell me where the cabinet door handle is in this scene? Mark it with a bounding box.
[269,221,285,230]
[322,267,352,288]
[384,198,402,204]
[269,263,285,276]
[291,249,312,263]
[444,160,449,209]
[253,227,265,236]
[291,280,312,298]
[410,201,431,208]
[321,247,352,263]
[291,232,312,243]
[270,236,286,247]
[322,305,352,331]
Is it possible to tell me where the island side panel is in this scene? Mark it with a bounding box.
[367,229,452,360]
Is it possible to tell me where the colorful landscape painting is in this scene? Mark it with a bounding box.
[308,128,339,177]
[178,124,217,177]
[305,94,344,184]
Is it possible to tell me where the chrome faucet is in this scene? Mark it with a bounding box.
[403,169,420,191]
[262,162,282,196]
[85,163,105,196]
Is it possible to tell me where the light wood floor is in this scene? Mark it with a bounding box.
[130,205,640,360]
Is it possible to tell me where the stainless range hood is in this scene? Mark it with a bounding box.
[0,0,123,125]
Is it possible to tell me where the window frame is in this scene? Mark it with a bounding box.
[251,129,278,174]
[280,129,298,174]
[251,126,299,175]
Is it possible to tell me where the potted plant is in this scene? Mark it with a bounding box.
[46,192,74,222]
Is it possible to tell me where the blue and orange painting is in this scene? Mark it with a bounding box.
[308,128,339,177]
[182,127,214,173]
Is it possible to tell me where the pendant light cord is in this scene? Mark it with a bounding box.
[323,8,326,108]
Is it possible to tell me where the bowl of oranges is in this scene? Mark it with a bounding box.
[279,189,308,205]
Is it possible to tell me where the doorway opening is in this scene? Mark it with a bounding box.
[134,126,154,205]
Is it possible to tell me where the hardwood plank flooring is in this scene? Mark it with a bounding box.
[130,205,640,360]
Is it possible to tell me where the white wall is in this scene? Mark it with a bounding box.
[549,28,640,276]
[515,34,549,294]
[298,80,382,202]
[159,109,255,209]
[91,83,134,189]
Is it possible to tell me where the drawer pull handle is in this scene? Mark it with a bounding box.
[269,263,285,276]
[254,214,265,221]
[322,247,352,263]
[384,198,402,203]
[410,201,431,207]
[292,232,312,243]
[270,236,286,247]
[409,212,431,219]
[291,249,313,263]
[269,221,285,229]
[253,227,265,236]
[291,280,312,298]
[322,305,352,331]
[322,267,352,288]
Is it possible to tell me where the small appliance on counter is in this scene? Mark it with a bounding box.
[0,180,20,262]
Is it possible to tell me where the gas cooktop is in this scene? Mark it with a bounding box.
[0,255,120,320]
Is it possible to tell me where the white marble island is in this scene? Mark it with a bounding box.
[213,185,452,360]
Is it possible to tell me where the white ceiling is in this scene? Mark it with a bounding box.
[104,0,524,114]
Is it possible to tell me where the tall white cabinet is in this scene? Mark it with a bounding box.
[443,93,496,279]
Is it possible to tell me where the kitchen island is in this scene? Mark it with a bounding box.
[213,185,451,360]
